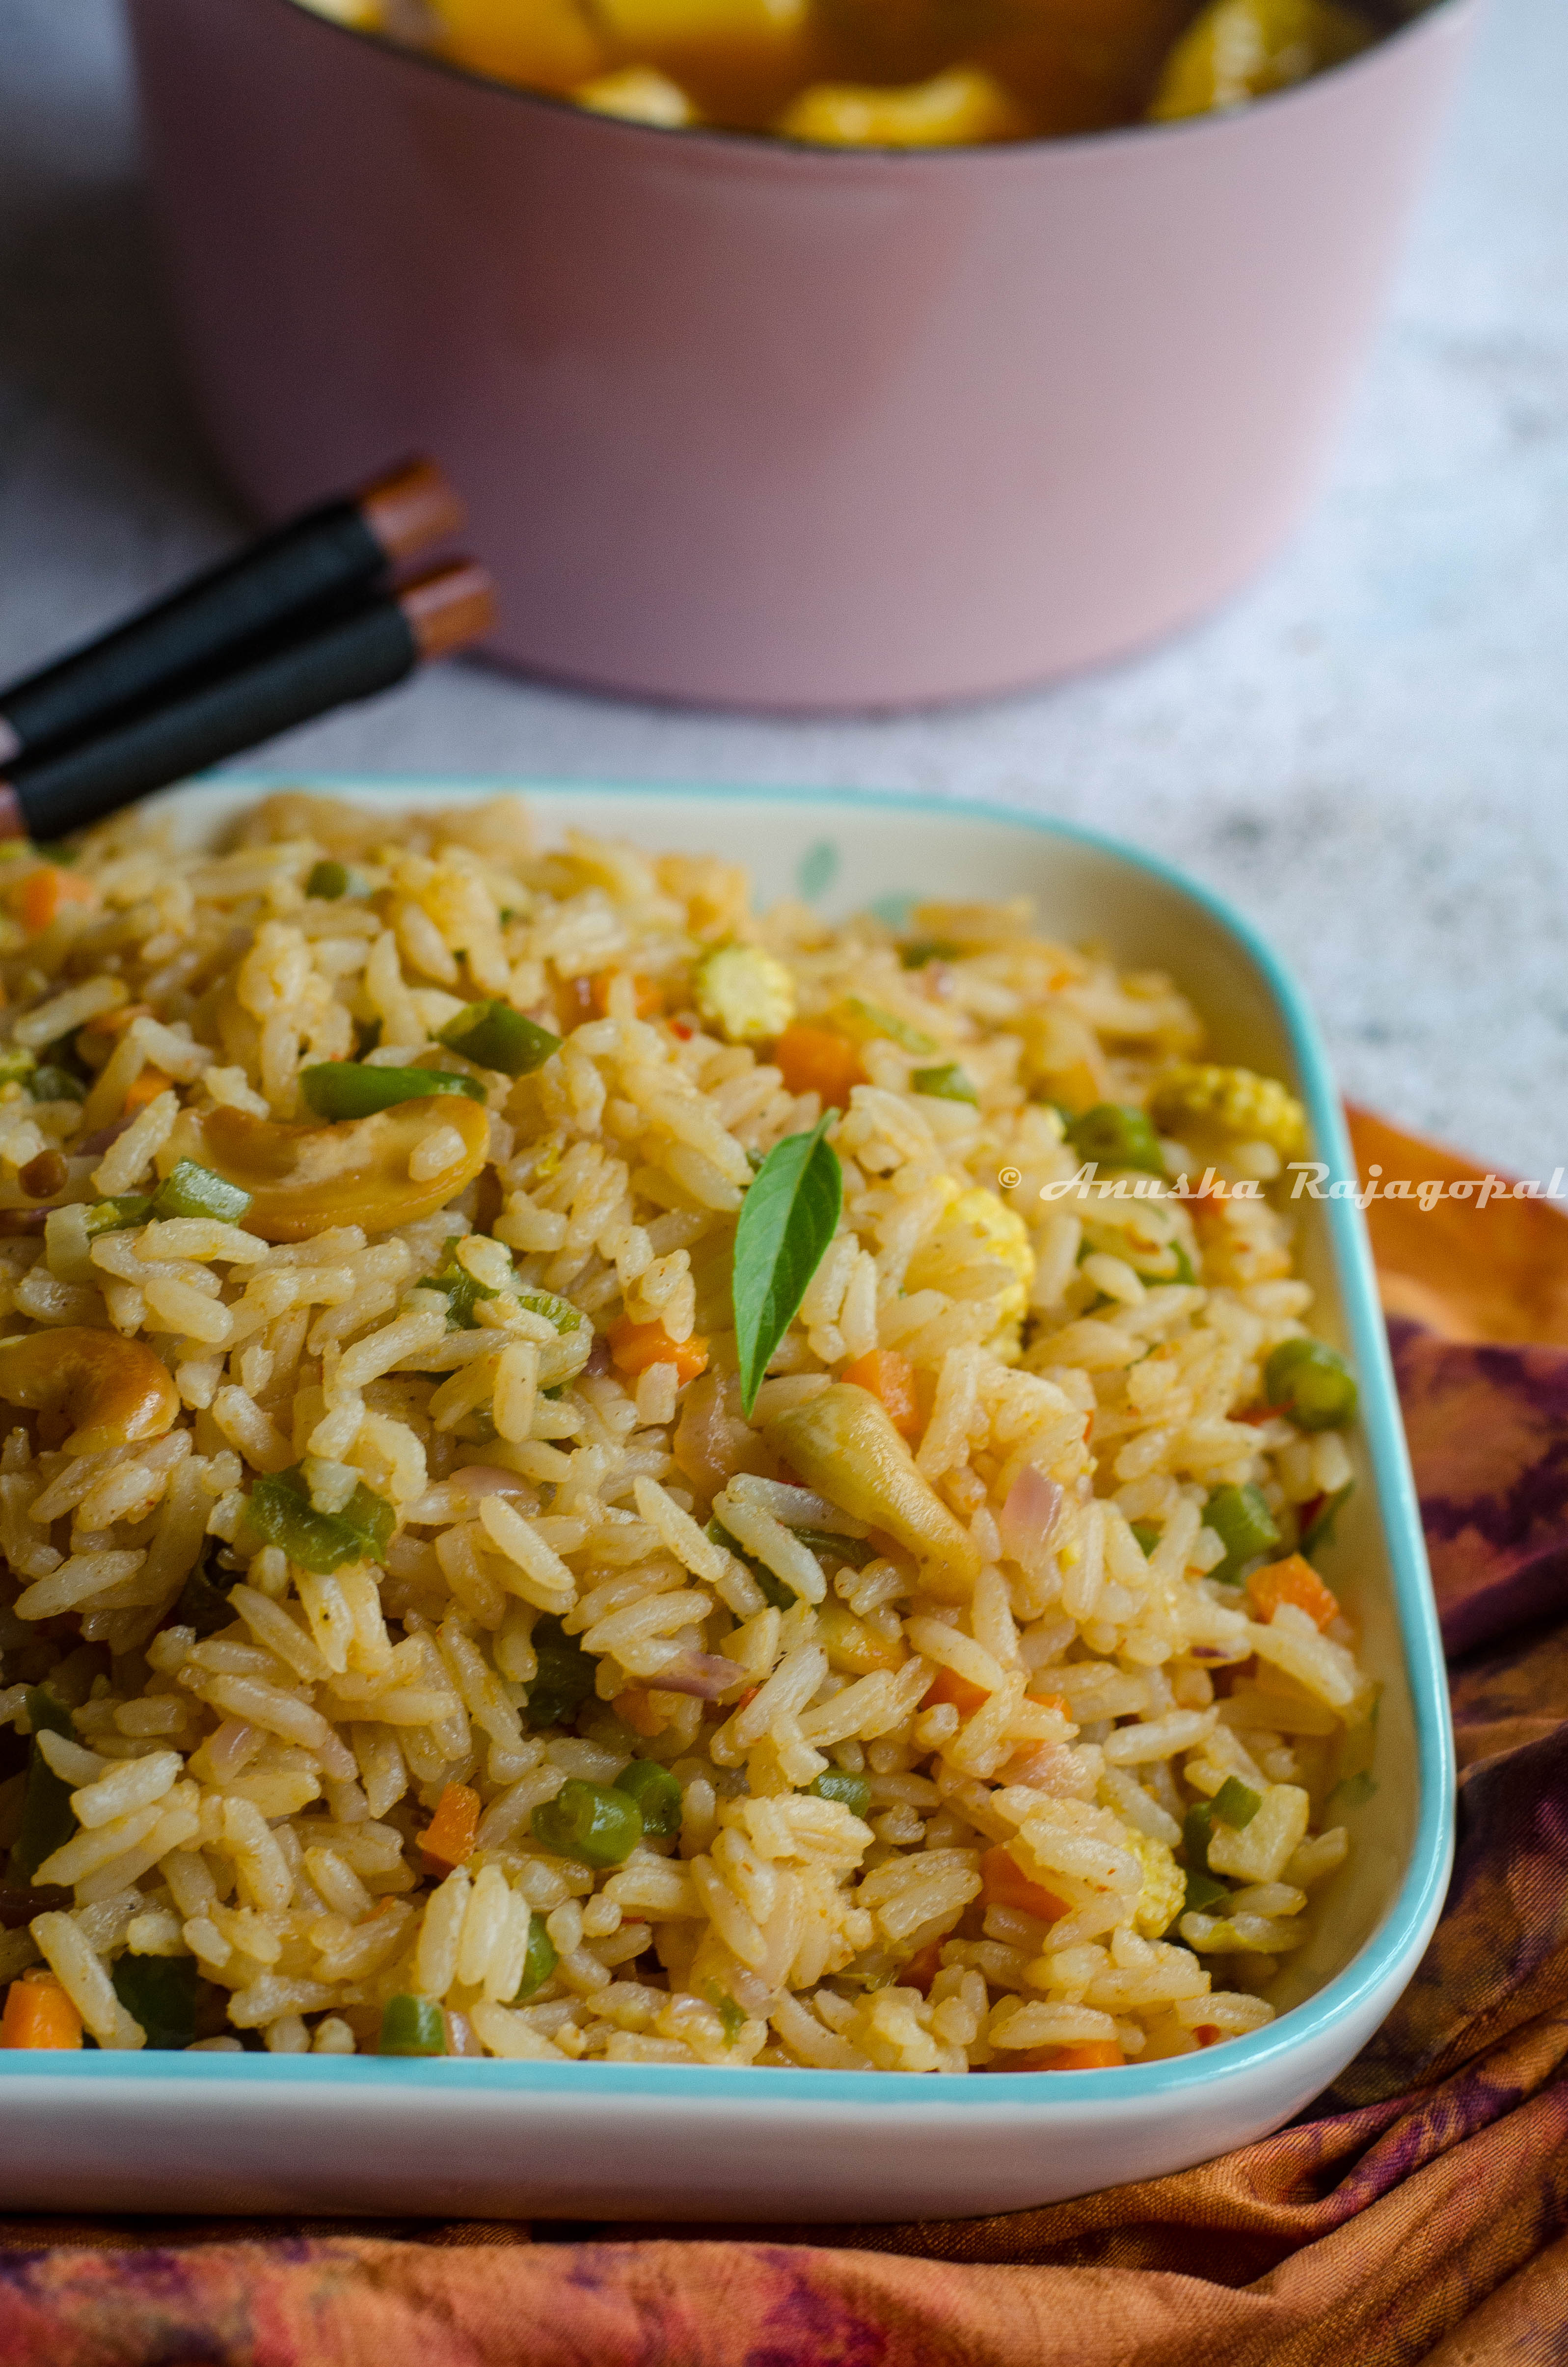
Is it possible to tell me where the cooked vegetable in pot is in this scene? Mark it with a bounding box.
[293,0,1396,143]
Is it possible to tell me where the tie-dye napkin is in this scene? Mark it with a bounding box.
[3,1111,1565,2367]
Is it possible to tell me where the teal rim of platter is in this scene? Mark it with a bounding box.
[0,777,1456,2105]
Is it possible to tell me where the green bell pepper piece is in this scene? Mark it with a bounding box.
[512,1913,558,2002]
[244,1465,394,1575]
[9,1687,78,1884]
[911,1063,979,1105]
[379,1993,447,2055]
[808,1770,871,1819]
[111,1952,198,2049]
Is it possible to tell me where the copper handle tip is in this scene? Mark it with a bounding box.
[399,561,497,662]
[358,457,467,564]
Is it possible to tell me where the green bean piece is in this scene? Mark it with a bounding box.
[9,1687,77,1884]
[1065,1104,1167,1176]
[299,1062,486,1121]
[614,1757,683,1839]
[1204,1482,1282,1584]
[911,1063,979,1105]
[28,1064,86,1104]
[427,1238,507,1332]
[524,1617,597,1731]
[1182,1800,1214,1872]
[152,1161,253,1225]
[715,1994,747,2044]
[809,1770,871,1819]
[512,1914,558,2002]
[170,1552,235,1640]
[0,1047,36,1087]
[305,859,351,900]
[1183,1867,1230,1916]
[706,1516,793,1611]
[532,1778,644,1868]
[898,940,962,969]
[514,1289,582,1337]
[789,1528,873,1570]
[1264,1337,1358,1431]
[111,1952,198,2049]
[1213,1776,1262,1830]
[244,1465,394,1575]
[1130,1520,1162,1558]
[1301,1481,1354,1560]
[378,1993,448,2055]
[83,1194,153,1238]
[438,999,562,1078]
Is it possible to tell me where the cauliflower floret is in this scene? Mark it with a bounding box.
[693,944,796,1045]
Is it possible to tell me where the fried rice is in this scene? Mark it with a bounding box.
[0,792,1371,2071]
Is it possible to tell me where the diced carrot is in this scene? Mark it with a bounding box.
[555,974,598,1032]
[420,1780,482,1875]
[1008,2040,1125,2072]
[614,1688,667,1739]
[922,1665,989,1721]
[608,1316,709,1385]
[840,1348,920,1442]
[902,1939,945,1996]
[1026,1690,1071,1718]
[0,1971,83,2049]
[1247,1552,1340,1633]
[772,1023,863,1109]
[735,1686,760,1714]
[589,970,662,1021]
[979,1843,1068,1925]
[1192,2025,1222,2047]
[15,865,99,936]
[122,1066,174,1115]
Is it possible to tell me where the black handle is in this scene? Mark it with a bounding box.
[0,501,388,768]
[9,598,418,843]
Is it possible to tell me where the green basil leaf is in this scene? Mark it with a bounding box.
[731,1116,841,1417]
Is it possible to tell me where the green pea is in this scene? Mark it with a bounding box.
[83,1194,153,1237]
[8,1686,77,1884]
[809,1770,871,1819]
[28,1064,86,1105]
[1182,1867,1230,1916]
[379,1993,448,2055]
[244,1465,394,1575]
[152,1161,253,1225]
[911,1063,979,1105]
[305,859,351,900]
[1204,1483,1281,1584]
[512,1914,558,2002]
[524,1617,596,1731]
[1065,1104,1166,1176]
[111,1953,198,2049]
[1213,1776,1261,1830]
[1130,1520,1161,1558]
[438,999,562,1078]
[532,1778,644,1868]
[614,1757,683,1839]
[299,1062,486,1121]
[1182,1800,1214,1872]
[1264,1337,1358,1431]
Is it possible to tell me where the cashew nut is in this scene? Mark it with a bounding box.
[190,1095,490,1243]
[762,1384,981,1587]
[0,1327,180,1455]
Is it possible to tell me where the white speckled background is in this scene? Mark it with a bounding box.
[2,0,1564,1175]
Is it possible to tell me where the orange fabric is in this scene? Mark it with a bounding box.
[5,1106,1568,2366]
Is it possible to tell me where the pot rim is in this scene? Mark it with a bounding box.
[242,0,1480,168]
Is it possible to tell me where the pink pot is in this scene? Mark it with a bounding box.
[126,0,1478,710]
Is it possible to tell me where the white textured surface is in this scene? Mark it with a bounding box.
[2,0,1565,1174]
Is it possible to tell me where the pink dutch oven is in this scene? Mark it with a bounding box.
[126,0,1479,710]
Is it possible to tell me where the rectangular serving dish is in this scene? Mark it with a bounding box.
[0,779,1454,2222]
